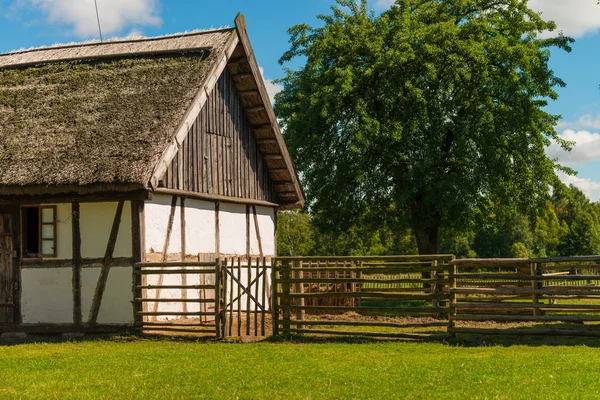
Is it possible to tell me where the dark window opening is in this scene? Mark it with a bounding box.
[21,206,56,258]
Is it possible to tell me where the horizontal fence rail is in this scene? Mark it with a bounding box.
[447,256,600,337]
[272,255,456,340]
[133,261,221,336]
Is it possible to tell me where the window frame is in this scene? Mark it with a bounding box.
[21,205,57,259]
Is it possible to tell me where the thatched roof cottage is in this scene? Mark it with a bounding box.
[0,14,303,333]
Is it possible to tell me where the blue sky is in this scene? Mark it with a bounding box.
[1,0,600,199]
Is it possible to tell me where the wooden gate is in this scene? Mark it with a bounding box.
[221,257,271,338]
[0,214,14,326]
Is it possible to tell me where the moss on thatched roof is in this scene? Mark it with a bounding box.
[0,29,234,192]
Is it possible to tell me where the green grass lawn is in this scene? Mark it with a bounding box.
[2,336,600,399]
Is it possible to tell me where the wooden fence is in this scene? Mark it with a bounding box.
[272,255,455,340]
[133,261,220,335]
[133,257,272,339]
[448,256,600,337]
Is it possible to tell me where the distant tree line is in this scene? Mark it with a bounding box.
[278,185,600,258]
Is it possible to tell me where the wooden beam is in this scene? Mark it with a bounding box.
[71,202,82,326]
[246,105,265,113]
[270,168,288,174]
[256,138,277,145]
[252,205,264,258]
[246,205,251,259]
[88,200,125,325]
[153,188,279,208]
[131,200,144,327]
[0,189,151,205]
[264,154,283,161]
[228,56,248,64]
[231,73,253,79]
[251,123,272,130]
[215,202,220,258]
[239,90,259,96]
[180,197,188,313]
[151,196,178,315]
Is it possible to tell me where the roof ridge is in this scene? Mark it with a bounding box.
[0,27,234,58]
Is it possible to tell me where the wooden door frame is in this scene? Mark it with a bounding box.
[0,205,21,327]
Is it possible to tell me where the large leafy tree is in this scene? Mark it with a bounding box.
[275,0,574,254]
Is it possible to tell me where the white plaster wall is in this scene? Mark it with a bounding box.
[185,199,216,255]
[80,202,132,259]
[21,268,73,323]
[145,194,182,254]
[250,206,276,256]
[81,267,134,324]
[219,203,247,255]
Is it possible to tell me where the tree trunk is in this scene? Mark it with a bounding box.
[414,225,439,255]
[413,224,440,289]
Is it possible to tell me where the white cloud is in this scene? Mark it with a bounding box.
[557,171,600,202]
[374,0,600,38]
[557,114,600,131]
[259,66,283,104]
[20,0,160,37]
[547,129,600,167]
[527,0,600,38]
[547,128,600,201]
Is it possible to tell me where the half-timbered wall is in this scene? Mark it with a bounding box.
[19,201,134,325]
[161,69,276,202]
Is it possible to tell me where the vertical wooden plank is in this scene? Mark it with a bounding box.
[71,202,82,326]
[449,263,457,335]
[215,202,220,258]
[254,256,259,336]
[246,256,251,336]
[201,108,206,193]
[272,258,279,337]
[531,262,539,317]
[237,257,242,337]
[295,260,305,329]
[0,214,14,325]
[261,256,266,336]
[180,197,188,314]
[282,261,291,334]
[221,258,228,338]
[228,258,234,337]
[131,200,144,329]
[215,257,221,339]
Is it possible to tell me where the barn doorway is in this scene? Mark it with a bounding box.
[0,214,15,326]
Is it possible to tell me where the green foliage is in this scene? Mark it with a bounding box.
[283,185,600,258]
[276,0,574,254]
[277,211,315,256]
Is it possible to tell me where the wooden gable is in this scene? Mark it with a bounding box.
[159,68,276,203]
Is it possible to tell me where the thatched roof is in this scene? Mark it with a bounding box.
[0,29,233,194]
[0,14,304,208]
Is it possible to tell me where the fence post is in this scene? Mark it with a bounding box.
[215,258,222,339]
[531,262,539,317]
[221,258,228,338]
[449,263,457,337]
[295,260,305,329]
[431,260,439,313]
[272,258,280,337]
[282,261,291,334]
